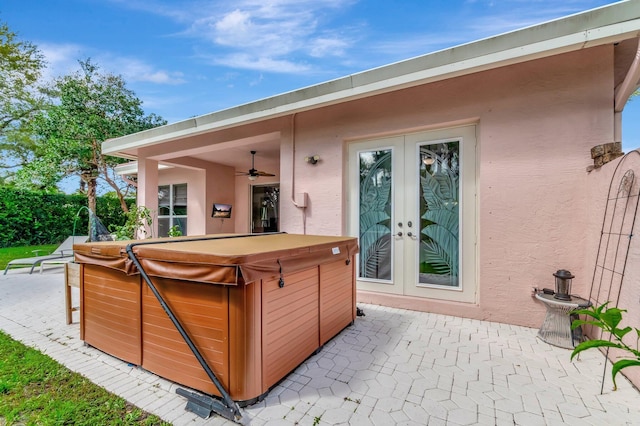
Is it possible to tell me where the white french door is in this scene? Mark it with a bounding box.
[348,125,477,303]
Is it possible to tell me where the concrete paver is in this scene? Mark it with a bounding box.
[2,268,640,425]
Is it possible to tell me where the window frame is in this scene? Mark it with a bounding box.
[157,183,187,237]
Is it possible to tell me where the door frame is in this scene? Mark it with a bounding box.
[348,125,478,303]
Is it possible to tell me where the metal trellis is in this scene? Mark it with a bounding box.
[587,150,640,393]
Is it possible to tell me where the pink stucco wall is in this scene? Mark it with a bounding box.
[157,162,237,235]
[150,44,628,336]
[204,164,236,235]
[276,45,615,328]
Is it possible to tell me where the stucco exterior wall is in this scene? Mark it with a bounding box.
[205,163,236,235]
[140,44,622,331]
[277,45,614,328]
[157,163,236,236]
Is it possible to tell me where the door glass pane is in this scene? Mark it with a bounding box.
[358,150,392,281]
[251,185,279,233]
[419,141,460,287]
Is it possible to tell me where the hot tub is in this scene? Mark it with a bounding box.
[73,233,358,414]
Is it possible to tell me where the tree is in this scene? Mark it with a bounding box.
[0,21,47,177]
[15,59,166,213]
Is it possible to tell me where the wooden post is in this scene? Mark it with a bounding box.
[64,262,80,324]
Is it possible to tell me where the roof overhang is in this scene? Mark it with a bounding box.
[114,161,173,176]
[103,1,640,159]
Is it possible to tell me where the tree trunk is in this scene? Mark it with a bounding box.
[101,165,131,213]
[80,171,98,237]
[87,177,97,219]
[116,190,129,213]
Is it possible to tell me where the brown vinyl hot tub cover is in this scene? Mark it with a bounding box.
[74,233,359,285]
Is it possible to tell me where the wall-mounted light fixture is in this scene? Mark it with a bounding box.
[305,155,320,165]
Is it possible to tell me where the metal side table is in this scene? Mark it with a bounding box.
[535,292,591,349]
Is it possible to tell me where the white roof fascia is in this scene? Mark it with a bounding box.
[103,2,640,157]
[114,161,172,175]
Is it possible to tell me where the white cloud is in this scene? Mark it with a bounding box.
[35,43,186,86]
[308,36,349,58]
[213,53,310,73]
[213,9,253,44]
[196,7,316,55]
[102,57,186,85]
[361,1,614,65]
[370,34,470,59]
[117,0,357,74]
[250,74,264,86]
[37,42,85,82]
[136,92,184,110]
[107,0,613,77]
[464,1,610,36]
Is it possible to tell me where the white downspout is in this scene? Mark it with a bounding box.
[289,113,308,234]
[614,38,640,143]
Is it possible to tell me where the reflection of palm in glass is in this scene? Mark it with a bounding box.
[420,142,459,286]
[358,150,392,281]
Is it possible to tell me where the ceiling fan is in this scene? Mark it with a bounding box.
[236,150,276,181]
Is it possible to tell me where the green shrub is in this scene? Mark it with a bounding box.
[109,206,153,240]
[0,188,135,247]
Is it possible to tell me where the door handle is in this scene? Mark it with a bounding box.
[407,231,417,240]
[396,231,403,237]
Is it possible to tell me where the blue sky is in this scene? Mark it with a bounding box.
[2,0,639,151]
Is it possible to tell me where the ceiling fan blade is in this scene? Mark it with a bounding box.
[235,151,275,178]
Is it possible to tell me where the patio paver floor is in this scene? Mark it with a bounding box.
[1,268,639,425]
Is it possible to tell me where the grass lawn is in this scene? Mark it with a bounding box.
[0,245,170,425]
[0,330,170,425]
[0,245,57,270]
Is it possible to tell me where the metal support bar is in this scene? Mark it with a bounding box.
[176,388,237,421]
[125,233,284,421]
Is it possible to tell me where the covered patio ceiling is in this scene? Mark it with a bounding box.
[116,130,282,174]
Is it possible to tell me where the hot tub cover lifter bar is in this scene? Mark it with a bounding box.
[126,233,283,421]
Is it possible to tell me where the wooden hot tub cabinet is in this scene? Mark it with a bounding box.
[74,234,358,404]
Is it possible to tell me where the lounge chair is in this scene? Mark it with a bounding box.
[3,236,89,275]
[39,256,76,274]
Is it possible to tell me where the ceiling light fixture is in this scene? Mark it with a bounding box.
[235,150,276,181]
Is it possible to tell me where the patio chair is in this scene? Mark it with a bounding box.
[3,236,89,275]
